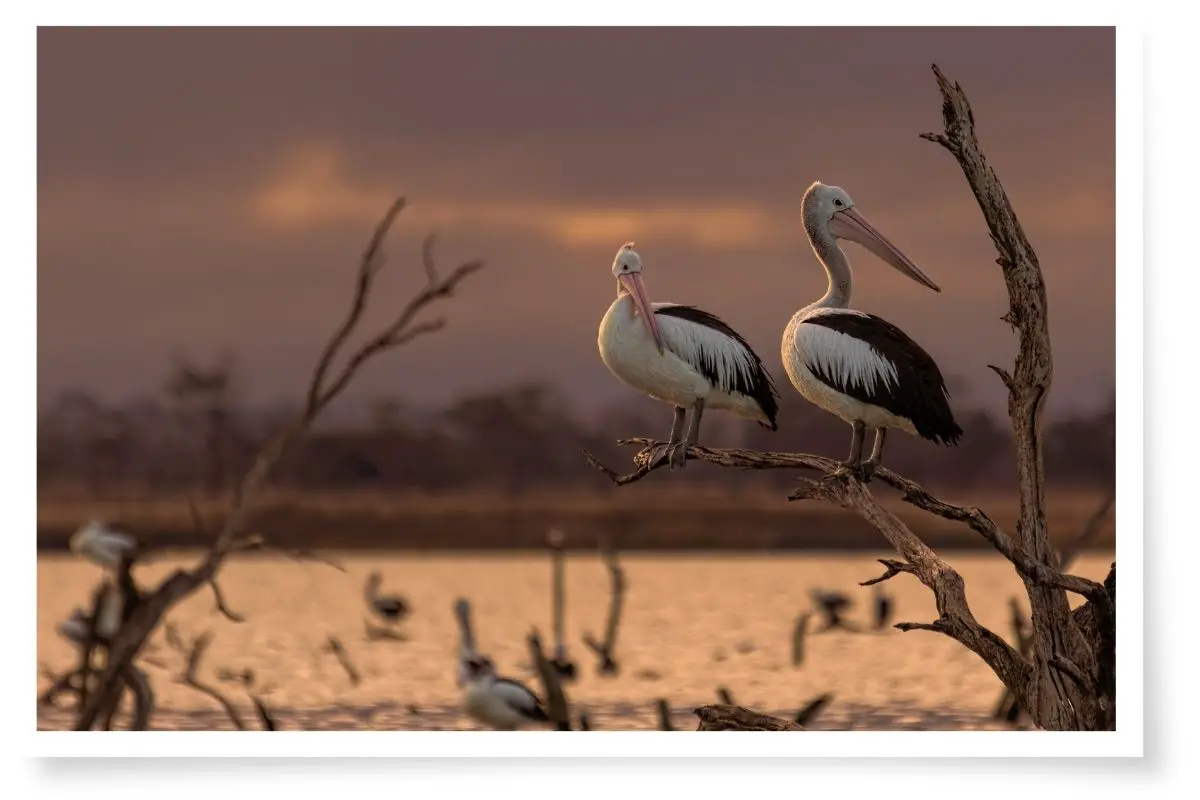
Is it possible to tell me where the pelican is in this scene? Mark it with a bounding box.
[56,583,123,644]
[460,655,551,730]
[598,242,780,469]
[69,520,140,571]
[363,570,409,624]
[782,183,962,478]
[56,609,91,644]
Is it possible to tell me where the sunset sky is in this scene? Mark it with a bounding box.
[37,27,1115,420]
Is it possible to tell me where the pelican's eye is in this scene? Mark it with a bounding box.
[834,199,844,208]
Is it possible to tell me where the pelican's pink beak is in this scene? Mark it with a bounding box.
[619,272,666,353]
[830,207,940,292]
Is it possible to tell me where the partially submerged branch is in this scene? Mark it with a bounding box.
[582,534,626,676]
[546,529,577,681]
[791,611,811,667]
[528,627,571,730]
[164,625,247,730]
[324,636,361,687]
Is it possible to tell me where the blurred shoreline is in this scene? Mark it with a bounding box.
[37,486,1115,552]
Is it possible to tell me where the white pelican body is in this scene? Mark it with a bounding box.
[69,521,139,571]
[782,183,961,475]
[460,656,550,730]
[598,243,779,469]
[56,583,123,644]
[57,609,92,644]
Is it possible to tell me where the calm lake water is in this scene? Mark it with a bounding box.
[36,551,1113,730]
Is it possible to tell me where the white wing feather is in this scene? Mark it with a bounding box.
[653,303,760,394]
[795,311,898,395]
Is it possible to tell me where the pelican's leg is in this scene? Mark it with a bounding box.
[839,421,866,472]
[669,398,705,470]
[860,428,887,481]
[649,406,688,469]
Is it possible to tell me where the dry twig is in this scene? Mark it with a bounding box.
[582,533,626,676]
[251,695,278,731]
[791,611,811,667]
[794,693,834,727]
[656,698,675,731]
[324,635,362,687]
[164,625,247,730]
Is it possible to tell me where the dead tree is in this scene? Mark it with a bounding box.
[994,491,1114,723]
[65,198,483,730]
[584,65,1115,732]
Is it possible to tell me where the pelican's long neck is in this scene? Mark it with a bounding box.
[803,210,852,311]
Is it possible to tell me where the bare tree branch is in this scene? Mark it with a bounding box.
[164,627,246,730]
[582,533,625,676]
[794,693,834,728]
[791,611,812,667]
[546,529,576,681]
[528,627,571,730]
[208,578,246,623]
[72,198,483,730]
[324,636,361,687]
[656,698,675,731]
[860,559,919,587]
[124,665,154,731]
[250,694,278,731]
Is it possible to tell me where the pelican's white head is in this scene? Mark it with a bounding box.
[802,181,940,293]
[611,241,642,277]
[610,242,664,353]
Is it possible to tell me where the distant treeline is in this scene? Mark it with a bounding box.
[38,372,1114,500]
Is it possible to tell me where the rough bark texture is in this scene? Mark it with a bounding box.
[694,704,803,731]
[920,63,1106,732]
[583,64,1116,731]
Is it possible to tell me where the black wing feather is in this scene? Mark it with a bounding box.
[494,678,550,721]
[654,305,780,430]
[802,312,962,446]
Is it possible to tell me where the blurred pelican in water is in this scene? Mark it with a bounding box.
[56,582,124,644]
[69,520,140,571]
[460,655,550,730]
[363,570,410,624]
